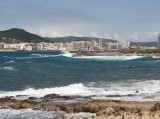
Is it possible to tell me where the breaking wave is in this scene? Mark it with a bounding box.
[0,80,160,101]
[0,66,16,71]
[74,55,146,61]
[60,51,75,57]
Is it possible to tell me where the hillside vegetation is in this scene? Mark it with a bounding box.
[0,28,50,43]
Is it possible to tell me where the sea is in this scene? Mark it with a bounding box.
[0,51,160,118]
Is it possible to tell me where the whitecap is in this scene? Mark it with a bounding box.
[60,51,75,57]
[5,60,14,64]
[73,56,145,61]
[0,66,16,71]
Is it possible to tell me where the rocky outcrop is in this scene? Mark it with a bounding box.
[0,94,160,119]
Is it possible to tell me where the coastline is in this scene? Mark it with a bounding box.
[0,94,160,119]
[73,52,160,57]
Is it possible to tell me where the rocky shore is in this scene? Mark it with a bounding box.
[72,52,160,57]
[0,94,160,119]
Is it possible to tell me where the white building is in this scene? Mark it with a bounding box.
[36,43,43,50]
[24,46,32,51]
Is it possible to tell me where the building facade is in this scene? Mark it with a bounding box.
[158,33,160,49]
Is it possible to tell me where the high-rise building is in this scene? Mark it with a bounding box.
[158,33,160,49]
[91,40,97,48]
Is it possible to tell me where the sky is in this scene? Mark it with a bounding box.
[0,0,160,42]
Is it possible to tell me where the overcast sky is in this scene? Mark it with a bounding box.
[0,0,160,42]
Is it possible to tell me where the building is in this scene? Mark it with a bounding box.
[99,38,105,49]
[91,40,97,48]
[0,42,7,49]
[36,43,43,50]
[117,41,130,50]
[158,33,160,49]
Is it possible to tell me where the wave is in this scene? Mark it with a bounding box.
[73,55,146,61]
[0,109,56,119]
[5,52,75,59]
[0,108,96,119]
[152,56,160,58]
[1,80,160,101]
[60,51,75,57]
[0,83,105,99]
[5,60,14,64]
[0,66,16,71]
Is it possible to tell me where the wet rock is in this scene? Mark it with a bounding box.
[42,94,91,100]
[43,94,61,99]
[11,101,36,109]
[135,90,139,93]
[106,95,121,97]
[0,96,15,104]
[16,95,28,97]
[127,94,135,97]
[113,106,129,112]
[28,97,38,100]
[142,96,152,99]
[150,103,160,112]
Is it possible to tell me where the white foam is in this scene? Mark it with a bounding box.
[74,56,145,61]
[1,80,160,101]
[152,56,160,58]
[0,108,55,119]
[0,83,105,99]
[60,51,75,57]
[5,60,14,64]
[0,66,16,71]
[0,108,96,119]
[30,53,60,58]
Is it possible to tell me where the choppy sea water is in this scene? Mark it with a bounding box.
[0,51,160,118]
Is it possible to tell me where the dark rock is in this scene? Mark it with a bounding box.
[16,95,28,97]
[150,103,160,112]
[106,95,121,97]
[142,96,152,99]
[135,90,139,93]
[11,101,36,109]
[127,94,134,97]
[43,94,61,99]
[28,97,38,100]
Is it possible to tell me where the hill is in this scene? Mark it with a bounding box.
[0,28,50,43]
[0,28,158,48]
[130,41,158,47]
[45,36,117,43]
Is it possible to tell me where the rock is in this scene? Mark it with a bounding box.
[0,96,15,104]
[127,94,134,97]
[28,97,38,100]
[150,103,160,112]
[135,90,139,93]
[16,95,28,97]
[142,96,152,99]
[106,95,121,97]
[43,94,61,99]
[11,101,36,109]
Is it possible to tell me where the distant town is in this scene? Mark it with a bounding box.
[0,32,160,51]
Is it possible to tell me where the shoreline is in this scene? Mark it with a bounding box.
[73,52,160,57]
[0,94,160,119]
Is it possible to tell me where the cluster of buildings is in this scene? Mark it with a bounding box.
[1,34,160,51]
[0,39,131,51]
[0,40,97,51]
[98,38,130,51]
